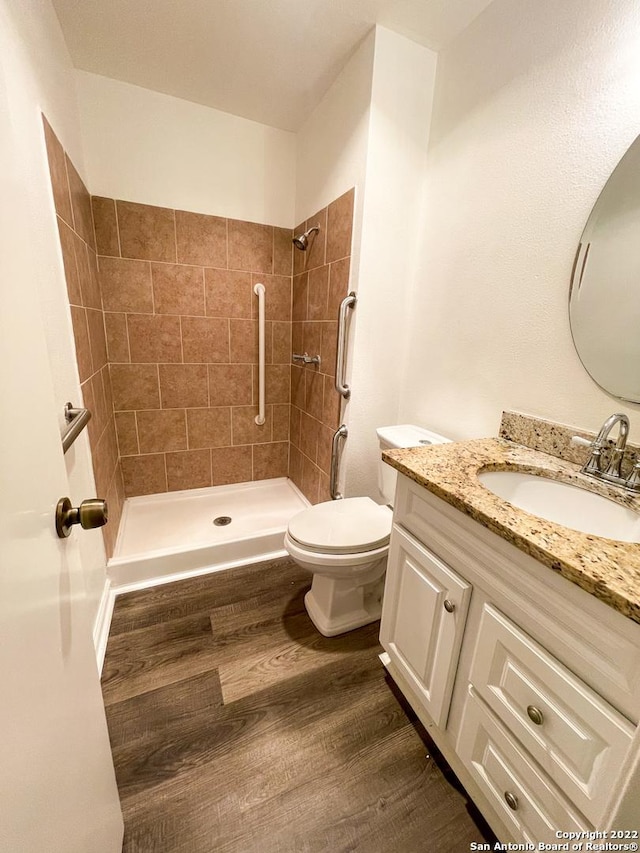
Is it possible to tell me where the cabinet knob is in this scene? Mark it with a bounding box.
[526,705,544,726]
[504,791,519,811]
[443,599,455,613]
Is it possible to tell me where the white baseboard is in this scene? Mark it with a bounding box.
[93,578,116,676]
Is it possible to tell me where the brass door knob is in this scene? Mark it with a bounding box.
[443,599,456,613]
[56,497,108,538]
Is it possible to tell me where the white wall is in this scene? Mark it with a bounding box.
[399,0,640,442]
[76,71,296,227]
[0,0,108,628]
[344,28,437,499]
[295,27,437,501]
[294,30,374,227]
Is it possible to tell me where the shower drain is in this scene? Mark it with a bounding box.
[213,516,232,526]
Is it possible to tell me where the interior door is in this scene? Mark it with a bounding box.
[0,59,123,853]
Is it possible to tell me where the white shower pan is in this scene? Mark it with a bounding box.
[108,477,308,590]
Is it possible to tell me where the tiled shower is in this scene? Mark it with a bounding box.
[43,117,124,557]
[44,117,355,558]
[291,191,355,504]
[94,198,294,498]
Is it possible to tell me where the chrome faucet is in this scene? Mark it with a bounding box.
[581,413,640,489]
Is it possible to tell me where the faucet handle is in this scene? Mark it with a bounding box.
[604,447,626,479]
[581,440,604,476]
[625,461,640,491]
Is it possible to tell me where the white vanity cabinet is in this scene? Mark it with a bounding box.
[380,527,471,727]
[380,474,640,844]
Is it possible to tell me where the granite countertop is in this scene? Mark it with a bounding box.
[383,437,640,625]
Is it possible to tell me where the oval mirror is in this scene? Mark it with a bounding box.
[569,135,640,402]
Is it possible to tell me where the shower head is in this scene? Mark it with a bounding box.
[292,225,320,251]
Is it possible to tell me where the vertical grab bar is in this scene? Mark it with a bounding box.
[330,424,348,500]
[254,282,266,425]
[335,292,356,399]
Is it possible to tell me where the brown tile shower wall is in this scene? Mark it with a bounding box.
[43,118,124,557]
[290,189,355,504]
[92,198,294,497]
[45,109,352,514]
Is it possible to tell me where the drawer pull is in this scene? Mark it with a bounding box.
[527,705,544,726]
[504,791,519,811]
[443,599,456,613]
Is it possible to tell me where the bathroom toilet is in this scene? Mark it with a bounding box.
[284,425,451,636]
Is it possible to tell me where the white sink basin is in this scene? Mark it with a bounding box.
[478,470,640,542]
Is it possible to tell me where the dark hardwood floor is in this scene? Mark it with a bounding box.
[102,557,495,852]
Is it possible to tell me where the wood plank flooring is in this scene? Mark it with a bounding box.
[102,556,495,852]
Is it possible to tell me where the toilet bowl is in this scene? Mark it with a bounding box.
[285,497,392,636]
[285,425,451,637]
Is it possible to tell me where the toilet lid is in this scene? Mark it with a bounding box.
[287,497,392,555]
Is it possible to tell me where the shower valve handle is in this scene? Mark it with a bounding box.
[292,352,321,366]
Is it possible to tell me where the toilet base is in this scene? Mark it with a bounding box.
[303,562,386,637]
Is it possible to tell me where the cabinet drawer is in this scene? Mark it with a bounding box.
[457,687,590,842]
[470,604,635,825]
[380,525,471,727]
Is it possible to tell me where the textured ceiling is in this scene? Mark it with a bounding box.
[52,0,495,131]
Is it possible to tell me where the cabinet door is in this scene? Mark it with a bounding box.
[380,525,472,727]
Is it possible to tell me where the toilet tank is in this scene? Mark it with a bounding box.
[376,424,451,506]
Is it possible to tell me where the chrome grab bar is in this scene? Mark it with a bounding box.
[254,282,266,425]
[330,424,348,500]
[62,402,91,454]
[335,292,356,399]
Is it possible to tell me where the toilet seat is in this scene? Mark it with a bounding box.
[287,497,392,555]
[284,530,389,574]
